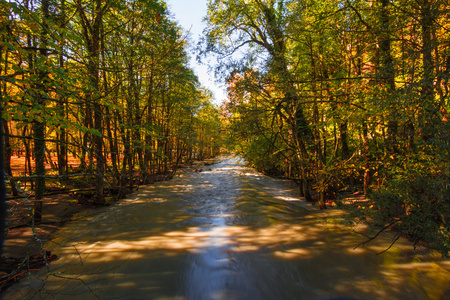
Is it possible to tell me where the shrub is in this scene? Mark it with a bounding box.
[370,172,450,256]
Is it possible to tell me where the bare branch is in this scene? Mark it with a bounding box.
[354,219,400,250]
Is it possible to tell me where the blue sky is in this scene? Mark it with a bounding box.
[165,0,226,105]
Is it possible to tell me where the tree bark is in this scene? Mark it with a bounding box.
[379,0,397,154]
[77,0,107,204]
[33,0,50,223]
[419,0,437,139]
[57,0,67,178]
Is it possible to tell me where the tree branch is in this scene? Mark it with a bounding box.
[354,219,400,250]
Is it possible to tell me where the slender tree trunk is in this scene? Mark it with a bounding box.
[379,0,397,154]
[58,0,67,178]
[33,0,50,223]
[22,127,33,190]
[0,47,5,256]
[362,121,370,193]
[93,99,104,203]
[145,68,154,175]
[419,0,436,139]
[340,121,350,160]
[1,44,17,196]
[2,119,17,197]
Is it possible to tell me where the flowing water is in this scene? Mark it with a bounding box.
[4,156,450,299]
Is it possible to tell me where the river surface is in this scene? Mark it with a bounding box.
[4,156,450,299]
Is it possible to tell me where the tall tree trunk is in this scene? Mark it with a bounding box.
[58,0,67,178]
[259,2,317,206]
[0,50,5,256]
[362,121,370,193]
[340,121,350,160]
[33,0,50,223]
[22,127,33,190]
[33,111,46,222]
[2,121,18,196]
[77,0,107,204]
[379,0,397,154]
[93,100,104,203]
[419,0,436,139]
[1,44,17,196]
[144,66,154,175]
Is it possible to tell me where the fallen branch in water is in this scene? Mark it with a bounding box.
[0,269,40,285]
[354,219,400,252]
[377,233,402,255]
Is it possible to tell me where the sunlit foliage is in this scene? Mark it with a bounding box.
[203,0,450,255]
[1,0,224,218]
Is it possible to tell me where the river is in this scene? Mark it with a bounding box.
[4,156,450,299]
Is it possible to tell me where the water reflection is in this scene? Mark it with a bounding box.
[3,156,450,300]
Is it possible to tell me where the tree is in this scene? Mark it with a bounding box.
[75,0,110,204]
[210,0,450,253]
[1,0,224,222]
[203,0,326,205]
[32,0,50,223]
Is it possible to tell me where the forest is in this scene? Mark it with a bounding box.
[0,0,222,224]
[0,0,449,263]
[202,0,450,256]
